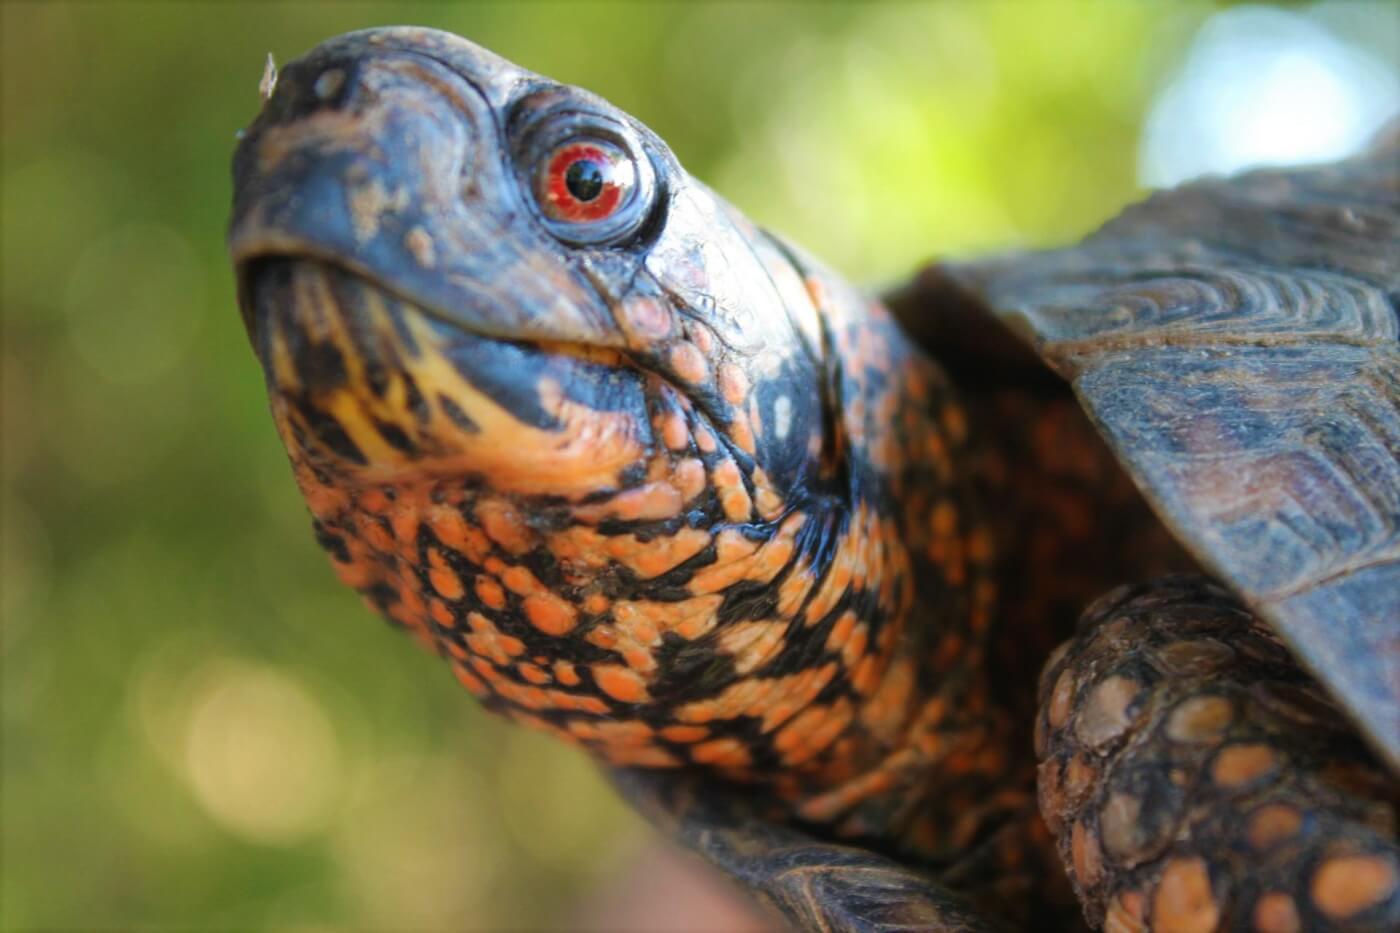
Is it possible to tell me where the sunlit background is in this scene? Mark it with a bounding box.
[3,2,1396,931]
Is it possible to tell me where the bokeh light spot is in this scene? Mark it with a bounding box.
[1140,5,1400,186]
[181,661,343,845]
[331,757,492,928]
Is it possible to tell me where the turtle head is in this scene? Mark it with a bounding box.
[230,26,831,507]
[229,28,985,797]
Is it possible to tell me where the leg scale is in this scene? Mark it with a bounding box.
[1036,576,1398,932]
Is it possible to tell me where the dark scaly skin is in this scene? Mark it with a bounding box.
[1036,576,1399,932]
[612,767,999,933]
[229,27,1399,931]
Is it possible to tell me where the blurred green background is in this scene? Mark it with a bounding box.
[3,2,1395,931]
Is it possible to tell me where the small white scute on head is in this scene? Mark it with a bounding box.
[774,395,793,440]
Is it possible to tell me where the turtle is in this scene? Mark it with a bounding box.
[227,26,1400,932]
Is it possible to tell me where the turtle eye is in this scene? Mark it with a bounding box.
[536,139,636,225]
[512,100,658,247]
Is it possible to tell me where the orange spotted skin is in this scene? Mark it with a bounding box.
[246,249,1003,855]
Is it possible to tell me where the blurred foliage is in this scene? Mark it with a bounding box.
[3,2,1386,931]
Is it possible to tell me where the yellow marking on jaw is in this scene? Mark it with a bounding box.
[269,327,300,392]
[280,278,648,497]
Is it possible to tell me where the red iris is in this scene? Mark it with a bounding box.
[537,141,633,224]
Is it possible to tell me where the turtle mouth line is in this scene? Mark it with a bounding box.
[238,251,660,401]
[239,251,639,385]
[235,246,537,351]
[236,247,655,391]
[242,253,669,494]
[238,251,757,494]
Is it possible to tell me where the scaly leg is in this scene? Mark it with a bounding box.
[613,767,1001,933]
[1037,576,1398,931]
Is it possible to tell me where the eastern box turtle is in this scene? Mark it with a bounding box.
[228,27,1399,932]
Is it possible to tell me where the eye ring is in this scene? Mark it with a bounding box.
[536,139,636,225]
[512,103,658,247]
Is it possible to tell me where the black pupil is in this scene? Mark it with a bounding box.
[565,159,605,202]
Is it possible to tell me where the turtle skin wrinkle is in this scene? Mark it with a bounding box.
[229,28,1399,932]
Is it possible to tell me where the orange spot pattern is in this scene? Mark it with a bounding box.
[268,251,996,859]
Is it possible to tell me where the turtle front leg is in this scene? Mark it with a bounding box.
[1036,576,1399,932]
[613,768,1001,933]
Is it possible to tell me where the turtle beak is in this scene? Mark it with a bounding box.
[228,43,619,354]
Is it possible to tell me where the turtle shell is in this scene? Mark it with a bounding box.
[914,125,1400,772]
